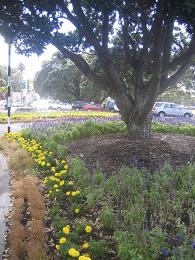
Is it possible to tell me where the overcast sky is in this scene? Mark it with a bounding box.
[0,19,75,81]
[0,35,57,80]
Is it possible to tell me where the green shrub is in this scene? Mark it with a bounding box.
[100,205,116,229]
[88,240,108,259]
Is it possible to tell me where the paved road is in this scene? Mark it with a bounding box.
[0,154,10,259]
[0,124,23,136]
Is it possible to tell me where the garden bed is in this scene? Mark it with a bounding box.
[3,121,195,260]
[66,133,195,174]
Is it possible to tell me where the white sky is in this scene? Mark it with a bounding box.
[0,18,75,81]
[0,35,57,80]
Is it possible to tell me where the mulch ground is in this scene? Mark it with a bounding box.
[67,133,195,175]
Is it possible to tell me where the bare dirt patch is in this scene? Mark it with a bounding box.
[67,133,195,175]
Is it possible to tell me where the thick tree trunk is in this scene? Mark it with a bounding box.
[126,113,152,138]
[116,94,154,138]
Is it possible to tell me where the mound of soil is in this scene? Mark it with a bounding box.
[67,133,195,174]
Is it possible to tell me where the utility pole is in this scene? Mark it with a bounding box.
[7,42,11,133]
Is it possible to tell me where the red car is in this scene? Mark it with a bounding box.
[82,103,105,111]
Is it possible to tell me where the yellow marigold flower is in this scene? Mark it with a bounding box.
[60,170,66,175]
[63,226,70,234]
[56,189,59,192]
[59,237,66,244]
[41,162,46,166]
[82,243,89,249]
[64,164,69,170]
[66,191,71,196]
[43,179,48,184]
[75,208,80,214]
[68,181,74,185]
[49,190,53,195]
[55,173,59,177]
[59,180,65,186]
[47,162,51,167]
[78,255,91,260]
[68,248,80,257]
[54,184,59,189]
[72,191,77,196]
[51,167,56,172]
[61,160,66,164]
[75,190,80,195]
[50,176,56,181]
[55,244,60,251]
[85,225,92,233]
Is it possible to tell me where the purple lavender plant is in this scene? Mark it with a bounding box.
[160,248,169,257]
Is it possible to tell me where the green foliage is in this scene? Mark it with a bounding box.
[93,167,105,185]
[34,52,106,103]
[69,158,91,191]
[86,192,96,209]
[88,240,108,259]
[48,202,61,218]
[114,228,167,260]
[20,119,195,259]
[158,87,195,106]
[152,122,195,136]
[52,215,66,232]
[57,144,70,157]
[100,205,116,229]
[0,64,26,92]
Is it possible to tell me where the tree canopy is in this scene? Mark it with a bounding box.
[0,63,26,92]
[1,0,195,136]
[34,52,107,102]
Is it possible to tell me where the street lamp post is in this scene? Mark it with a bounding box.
[7,42,11,133]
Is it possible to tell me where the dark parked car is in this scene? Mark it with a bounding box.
[72,101,86,110]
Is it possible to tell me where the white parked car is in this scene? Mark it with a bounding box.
[31,100,50,110]
[0,100,6,109]
[152,102,193,118]
[104,100,119,112]
[48,101,72,110]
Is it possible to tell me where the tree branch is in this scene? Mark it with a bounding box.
[162,35,195,75]
[102,10,109,49]
[160,54,195,92]
[143,2,163,95]
[70,0,107,58]
[161,16,174,79]
[51,37,107,88]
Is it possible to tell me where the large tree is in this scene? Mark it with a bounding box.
[0,64,26,92]
[1,0,195,137]
[34,52,107,102]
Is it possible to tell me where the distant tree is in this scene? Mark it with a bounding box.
[158,87,195,106]
[178,67,195,91]
[0,64,25,91]
[1,1,195,137]
[34,52,107,102]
